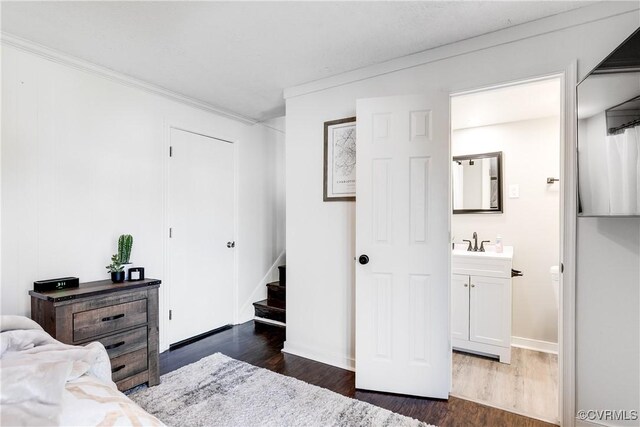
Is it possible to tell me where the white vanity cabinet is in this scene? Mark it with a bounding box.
[451,247,513,364]
[451,274,470,341]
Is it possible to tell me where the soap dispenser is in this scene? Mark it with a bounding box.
[496,235,503,253]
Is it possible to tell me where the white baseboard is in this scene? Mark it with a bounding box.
[282,341,355,372]
[511,336,558,354]
[236,251,286,324]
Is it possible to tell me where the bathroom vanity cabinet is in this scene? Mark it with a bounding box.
[451,247,513,363]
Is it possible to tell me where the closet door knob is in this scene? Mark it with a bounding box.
[464,284,468,287]
[471,284,475,288]
[358,255,370,265]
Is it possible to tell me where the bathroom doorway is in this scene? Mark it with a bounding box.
[449,76,563,424]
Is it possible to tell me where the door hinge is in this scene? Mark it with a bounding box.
[169,146,173,157]
[169,228,173,238]
[561,263,564,273]
[169,310,172,320]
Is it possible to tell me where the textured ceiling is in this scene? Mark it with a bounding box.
[1,1,591,122]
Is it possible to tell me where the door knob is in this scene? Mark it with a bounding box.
[358,254,369,265]
[226,241,235,248]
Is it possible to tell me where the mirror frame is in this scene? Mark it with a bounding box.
[452,151,503,214]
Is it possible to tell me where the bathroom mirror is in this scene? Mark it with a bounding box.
[452,151,503,214]
[577,28,640,216]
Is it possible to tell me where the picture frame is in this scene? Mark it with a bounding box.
[323,117,356,201]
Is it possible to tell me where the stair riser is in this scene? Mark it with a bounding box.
[267,297,285,307]
[254,305,286,323]
[278,266,286,286]
[267,286,286,305]
[254,319,285,329]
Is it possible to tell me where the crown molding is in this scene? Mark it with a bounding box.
[284,2,640,100]
[258,123,285,135]
[1,32,259,126]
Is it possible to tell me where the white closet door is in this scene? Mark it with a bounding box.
[168,128,235,345]
[355,94,450,398]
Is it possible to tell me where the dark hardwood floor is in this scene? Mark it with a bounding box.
[160,321,557,427]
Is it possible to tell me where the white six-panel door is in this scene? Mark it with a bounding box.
[355,95,450,398]
[168,128,235,345]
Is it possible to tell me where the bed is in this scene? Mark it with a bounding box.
[0,315,164,426]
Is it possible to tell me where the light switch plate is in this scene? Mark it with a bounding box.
[509,184,520,198]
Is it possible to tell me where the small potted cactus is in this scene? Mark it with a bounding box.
[106,234,133,283]
[118,234,133,266]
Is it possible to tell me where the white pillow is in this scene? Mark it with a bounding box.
[0,315,44,333]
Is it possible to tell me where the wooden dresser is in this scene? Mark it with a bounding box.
[29,279,161,391]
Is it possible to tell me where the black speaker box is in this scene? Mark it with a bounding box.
[34,277,80,292]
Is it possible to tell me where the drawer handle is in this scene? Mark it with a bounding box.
[112,365,126,373]
[102,313,125,322]
[104,341,125,350]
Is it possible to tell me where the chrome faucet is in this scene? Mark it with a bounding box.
[462,232,479,252]
[461,232,490,252]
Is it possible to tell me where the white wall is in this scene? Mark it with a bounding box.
[0,44,286,351]
[576,218,639,427]
[284,4,639,425]
[452,117,560,346]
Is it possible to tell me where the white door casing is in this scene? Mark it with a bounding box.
[355,94,450,398]
[168,128,235,345]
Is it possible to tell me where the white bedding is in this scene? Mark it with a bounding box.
[0,315,164,426]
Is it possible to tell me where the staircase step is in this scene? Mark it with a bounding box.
[253,316,286,328]
[267,281,285,290]
[253,299,286,323]
[278,265,286,286]
[267,281,286,306]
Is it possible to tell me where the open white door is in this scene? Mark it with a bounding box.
[355,95,450,398]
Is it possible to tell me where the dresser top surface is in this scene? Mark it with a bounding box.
[29,278,161,302]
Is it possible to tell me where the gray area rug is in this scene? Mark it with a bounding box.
[129,353,434,427]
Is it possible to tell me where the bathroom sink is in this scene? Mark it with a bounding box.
[452,245,513,260]
[452,245,513,278]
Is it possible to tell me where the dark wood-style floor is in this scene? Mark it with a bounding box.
[160,321,557,427]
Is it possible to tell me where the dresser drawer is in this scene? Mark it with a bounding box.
[110,347,148,383]
[100,326,147,359]
[73,299,147,342]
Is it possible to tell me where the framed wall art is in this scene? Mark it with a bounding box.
[323,117,356,201]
